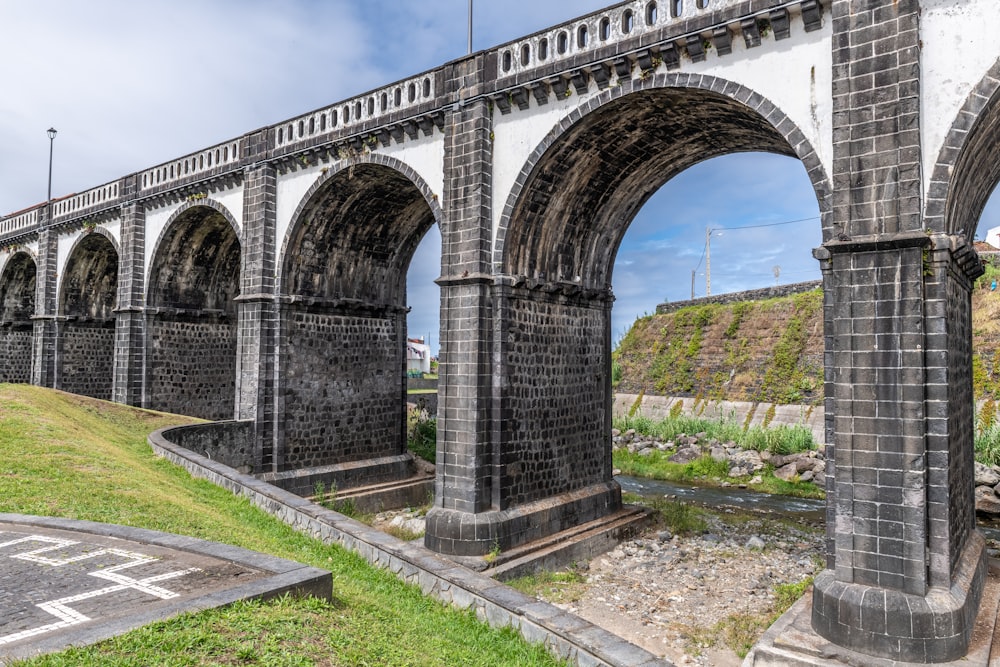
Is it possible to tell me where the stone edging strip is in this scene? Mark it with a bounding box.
[149,426,672,667]
[0,513,331,664]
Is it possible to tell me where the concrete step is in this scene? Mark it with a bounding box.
[485,505,654,581]
[313,473,434,514]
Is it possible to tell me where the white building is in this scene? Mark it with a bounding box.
[406,338,431,375]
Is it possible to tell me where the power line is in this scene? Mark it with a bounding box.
[715,215,820,231]
[691,215,818,274]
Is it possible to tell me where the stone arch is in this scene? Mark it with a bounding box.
[0,250,37,383]
[146,200,242,420]
[57,230,119,400]
[495,72,832,281]
[278,154,442,301]
[59,229,119,320]
[274,155,441,473]
[490,73,830,512]
[147,199,242,310]
[925,59,1000,239]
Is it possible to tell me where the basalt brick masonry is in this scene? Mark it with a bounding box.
[3,0,1000,661]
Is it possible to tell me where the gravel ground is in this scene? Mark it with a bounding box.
[373,504,825,666]
[554,507,824,666]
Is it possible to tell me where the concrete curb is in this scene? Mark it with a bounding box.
[150,426,672,667]
[0,513,331,664]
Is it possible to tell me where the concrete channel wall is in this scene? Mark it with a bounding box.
[612,394,826,445]
[149,425,668,667]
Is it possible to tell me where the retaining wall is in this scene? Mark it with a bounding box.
[149,424,667,667]
[612,393,826,445]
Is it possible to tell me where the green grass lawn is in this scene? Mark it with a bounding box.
[0,385,564,667]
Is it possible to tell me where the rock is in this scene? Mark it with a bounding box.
[799,470,814,483]
[709,446,728,462]
[669,446,702,464]
[745,535,766,550]
[750,475,763,485]
[774,462,799,481]
[730,449,765,472]
[657,530,673,542]
[794,456,815,472]
[728,465,750,479]
[975,462,1000,487]
[388,515,426,535]
[638,446,655,457]
[976,485,1000,515]
[611,428,621,437]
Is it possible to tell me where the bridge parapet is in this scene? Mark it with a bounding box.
[0,209,37,237]
[489,0,824,113]
[139,138,243,194]
[272,71,439,153]
[51,181,120,221]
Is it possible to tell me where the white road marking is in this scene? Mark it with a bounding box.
[0,533,201,647]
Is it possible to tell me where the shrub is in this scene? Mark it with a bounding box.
[408,416,436,463]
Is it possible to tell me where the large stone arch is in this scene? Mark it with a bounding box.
[494,72,833,275]
[490,75,830,517]
[274,155,441,474]
[0,251,37,383]
[146,200,242,419]
[57,229,119,400]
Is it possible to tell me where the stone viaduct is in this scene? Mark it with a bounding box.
[2,0,1000,662]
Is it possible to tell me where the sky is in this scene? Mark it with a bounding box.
[3,1,1000,354]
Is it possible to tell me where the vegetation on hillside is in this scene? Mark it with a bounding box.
[0,385,563,667]
[615,277,1000,407]
[614,289,824,405]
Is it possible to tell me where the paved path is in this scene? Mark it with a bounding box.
[0,514,330,665]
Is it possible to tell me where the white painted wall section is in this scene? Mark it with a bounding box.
[920,0,1000,194]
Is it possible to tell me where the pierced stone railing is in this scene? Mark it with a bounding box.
[272,71,437,151]
[139,138,243,192]
[51,181,120,220]
[0,209,38,237]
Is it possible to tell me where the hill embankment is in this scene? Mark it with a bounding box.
[614,273,1000,406]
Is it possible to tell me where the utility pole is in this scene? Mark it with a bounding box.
[705,226,712,297]
[690,269,695,299]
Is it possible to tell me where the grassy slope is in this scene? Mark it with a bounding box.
[0,385,562,667]
[616,281,1000,405]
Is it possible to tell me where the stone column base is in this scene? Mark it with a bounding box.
[811,532,986,662]
[424,481,622,557]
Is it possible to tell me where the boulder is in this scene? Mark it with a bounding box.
[710,446,728,462]
[774,462,799,482]
[975,462,1000,487]
[668,446,702,464]
[730,449,765,473]
[976,485,1000,515]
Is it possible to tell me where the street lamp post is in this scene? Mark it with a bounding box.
[468,0,473,54]
[46,128,57,216]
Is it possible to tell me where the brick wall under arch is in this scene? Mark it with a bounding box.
[274,156,441,472]
[0,251,37,383]
[58,230,119,400]
[146,201,242,420]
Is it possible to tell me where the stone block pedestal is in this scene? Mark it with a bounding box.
[747,539,999,667]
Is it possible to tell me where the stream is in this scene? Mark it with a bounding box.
[615,474,1000,541]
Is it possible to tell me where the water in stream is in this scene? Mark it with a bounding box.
[616,474,1000,541]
